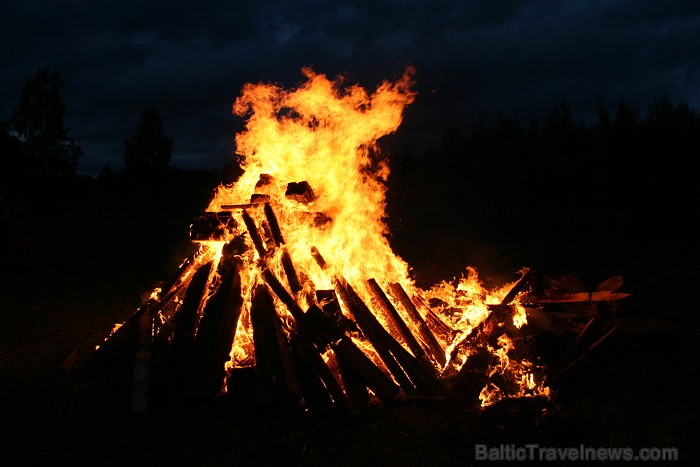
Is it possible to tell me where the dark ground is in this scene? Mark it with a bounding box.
[1,171,697,466]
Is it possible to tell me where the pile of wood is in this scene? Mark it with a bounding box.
[63,183,629,413]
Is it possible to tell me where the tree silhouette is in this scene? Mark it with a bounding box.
[123,107,173,173]
[0,103,23,190]
[10,67,83,182]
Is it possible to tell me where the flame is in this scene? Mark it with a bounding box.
[149,67,549,406]
[208,67,416,291]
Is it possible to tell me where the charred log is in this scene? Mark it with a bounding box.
[334,278,442,396]
[250,284,301,406]
[189,211,236,242]
[288,331,350,410]
[192,241,245,396]
[387,283,446,367]
[263,202,285,245]
[366,278,435,376]
[302,305,400,404]
[241,209,268,258]
[149,260,213,400]
[285,181,317,204]
[315,290,369,405]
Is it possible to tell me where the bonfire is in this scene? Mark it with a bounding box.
[68,67,627,413]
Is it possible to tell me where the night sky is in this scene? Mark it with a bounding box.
[2,1,699,176]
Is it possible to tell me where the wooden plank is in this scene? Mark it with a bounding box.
[250,283,301,406]
[366,278,435,376]
[521,291,630,305]
[387,283,446,366]
[192,240,245,395]
[263,202,285,245]
[241,208,267,258]
[315,290,369,405]
[302,305,400,404]
[288,331,350,410]
[335,278,442,396]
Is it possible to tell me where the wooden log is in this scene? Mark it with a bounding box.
[335,278,441,396]
[310,245,328,270]
[315,289,360,336]
[164,260,213,368]
[148,247,203,313]
[250,193,270,204]
[281,249,302,294]
[220,203,255,209]
[482,304,518,347]
[520,291,631,305]
[366,278,435,376]
[262,268,304,322]
[81,251,208,372]
[259,204,301,294]
[302,305,400,404]
[334,279,415,393]
[192,240,245,396]
[315,290,369,405]
[250,283,301,406]
[447,304,515,365]
[288,331,350,411]
[545,316,598,381]
[285,181,317,204]
[596,275,624,292]
[189,211,236,242]
[443,346,494,401]
[387,283,446,366]
[413,294,455,337]
[261,221,277,251]
[263,202,285,245]
[261,274,357,405]
[147,260,213,400]
[501,269,535,305]
[287,332,334,410]
[241,209,267,258]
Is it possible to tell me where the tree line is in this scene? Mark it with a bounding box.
[3,66,698,217]
[0,67,216,200]
[385,94,699,263]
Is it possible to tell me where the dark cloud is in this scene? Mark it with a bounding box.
[2,0,699,175]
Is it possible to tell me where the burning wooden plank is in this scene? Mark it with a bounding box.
[302,305,401,404]
[146,259,214,400]
[241,208,268,258]
[387,282,446,367]
[263,202,302,294]
[310,245,442,396]
[334,277,442,396]
[315,290,370,406]
[366,278,436,376]
[261,266,399,405]
[250,283,302,406]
